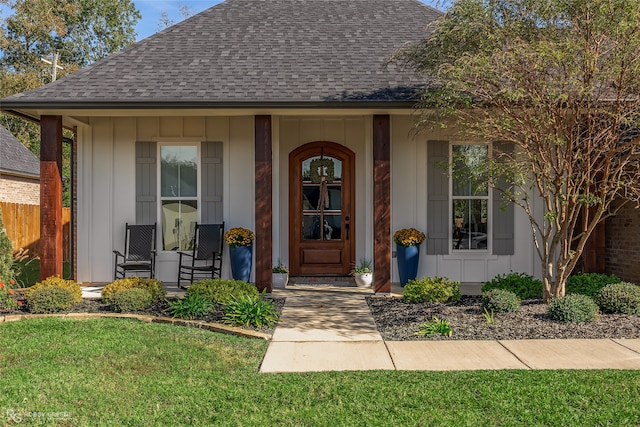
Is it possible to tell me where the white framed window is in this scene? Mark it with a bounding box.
[158,143,200,251]
[450,143,490,252]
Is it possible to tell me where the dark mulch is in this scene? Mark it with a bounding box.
[2,297,286,335]
[366,295,640,341]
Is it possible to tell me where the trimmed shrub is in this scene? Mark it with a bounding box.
[596,282,640,315]
[102,277,165,304]
[26,285,75,313]
[481,288,521,313]
[482,272,542,300]
[566,273,621,298]
[0,207,14,284]
[547,294,599,323]
[187,278,258,305]
[166,293,214,319]
[25,276,82,304]
[222,293,279,328]
[403,277,461,304]
[110,287,154,312]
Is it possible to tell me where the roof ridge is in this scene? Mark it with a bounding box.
[1,0,440,110]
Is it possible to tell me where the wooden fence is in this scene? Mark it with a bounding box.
[0,202,71,261]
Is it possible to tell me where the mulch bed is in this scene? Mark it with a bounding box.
[366,295,640,341]
[6,292,640,341]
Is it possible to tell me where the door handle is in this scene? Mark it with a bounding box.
[345,216,350,240]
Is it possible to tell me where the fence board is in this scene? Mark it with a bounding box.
[0,202,71,261]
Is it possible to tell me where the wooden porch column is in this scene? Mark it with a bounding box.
[255,115,273,292]
[40,115,63,280]
[373,115,391,293]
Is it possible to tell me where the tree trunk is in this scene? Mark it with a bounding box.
[542,262,566,303]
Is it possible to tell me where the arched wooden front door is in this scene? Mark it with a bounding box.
[289,141,355,276]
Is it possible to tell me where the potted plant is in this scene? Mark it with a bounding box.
[351,258,373,288]
[394,227,426,286]
[272,260,289,289]
[224,227,255,282]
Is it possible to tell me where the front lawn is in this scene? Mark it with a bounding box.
[1,318,639,426]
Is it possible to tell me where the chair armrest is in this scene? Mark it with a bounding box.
[177,251,194,258]
[113,250,125,261]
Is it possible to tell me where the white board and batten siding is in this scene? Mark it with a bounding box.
[75,113,539,285]
[76,116,254,284]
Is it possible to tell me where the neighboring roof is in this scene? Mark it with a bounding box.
[0,0,439,112]
[0,125,39,178]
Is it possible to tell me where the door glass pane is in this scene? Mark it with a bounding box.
[301,154,343,241]
[161,146,197,197]
[303,184,320,211]
[452,199,488,250]
[327,185,342,210]
[302,214,342,240]
[324,214,342,240]
[162,200,198,250]
[302,156,342,183]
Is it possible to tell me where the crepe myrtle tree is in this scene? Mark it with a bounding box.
[393,0,640,301]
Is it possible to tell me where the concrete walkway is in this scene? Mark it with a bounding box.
[260,285,640,373]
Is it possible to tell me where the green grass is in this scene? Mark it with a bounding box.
[1,318,640,426]
[12,259,72,287]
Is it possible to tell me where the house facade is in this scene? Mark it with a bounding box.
[0,125,40,205]
[0,0,542,290]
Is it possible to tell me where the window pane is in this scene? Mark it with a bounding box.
[452,145,488,197]
[161,200,198,251]
[452,199,488,250]
[161,146,197,197]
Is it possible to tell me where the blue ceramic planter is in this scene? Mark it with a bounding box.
[397,243,420,287]
[230,244,252,282]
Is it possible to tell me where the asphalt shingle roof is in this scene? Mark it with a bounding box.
[0,126,39,177]
[0,0,439,110]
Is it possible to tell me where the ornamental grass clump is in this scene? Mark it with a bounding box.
[595,282,640,315]
[166,293,214,319]
[547,294,599,323]
[415,316,452,337]
[481,288,520,313]
[110,287,154,313]
[393,228,426,247]
[102,277,165,304]
[222,291,279,328]
[482,272,543,300]
[187,278,258,305]
[403,277,461,303]
[224,227,255,248]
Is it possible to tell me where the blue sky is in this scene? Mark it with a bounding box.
[133,0,448,41]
